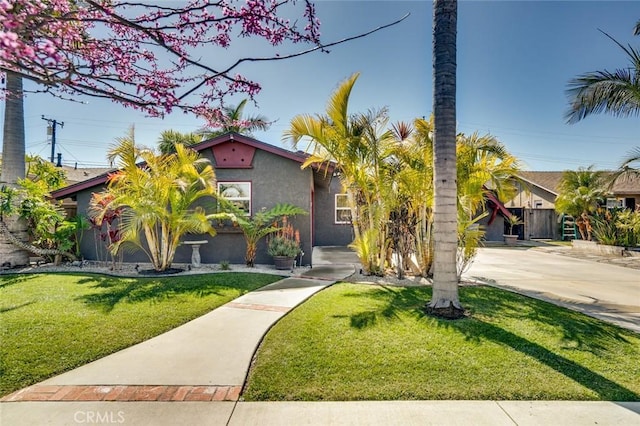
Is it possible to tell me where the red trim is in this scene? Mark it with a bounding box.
[485,190,512,225]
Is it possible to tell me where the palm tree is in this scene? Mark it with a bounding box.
[90,127,225,271]
[566,25,640,197]
[555,166,607,241]
[197,99,271,140]
[456,132,521,218]
[565,31,640,124]
[285,73,395,275]
[427,0,464,319]
[0,71,29,266]
[157,130,202,155]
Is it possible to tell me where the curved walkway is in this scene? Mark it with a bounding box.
[1,247,639,425]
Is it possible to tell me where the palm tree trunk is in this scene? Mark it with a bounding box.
[0,71,29,267]
[427,0,464,318]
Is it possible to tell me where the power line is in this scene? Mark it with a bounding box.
[41,116,64,164]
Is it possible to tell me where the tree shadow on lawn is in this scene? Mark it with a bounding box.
[0,274,37,289]
[340,284,639,401]
[73,273,254,313]
[0,301,35,314]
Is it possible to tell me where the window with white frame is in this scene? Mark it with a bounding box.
[335,194,352,224]
[606,198,623,209]
[218,182,251,215]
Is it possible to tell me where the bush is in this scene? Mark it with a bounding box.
[592,209,640,247]
[267,219,301,258]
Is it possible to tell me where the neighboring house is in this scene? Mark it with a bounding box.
[507,171,640,211]
[503,171,640,240]
[51,133,353,266]
[62,165,115,185]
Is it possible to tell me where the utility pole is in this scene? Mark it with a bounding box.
[41,115,64,164]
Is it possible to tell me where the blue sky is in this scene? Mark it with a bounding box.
[2,0,639,171]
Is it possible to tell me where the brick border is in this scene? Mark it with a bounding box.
[1,385,241,402]
[225,302,290,313]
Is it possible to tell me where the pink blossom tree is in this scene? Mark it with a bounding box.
[0,0,405,266]
[1,0,323,122]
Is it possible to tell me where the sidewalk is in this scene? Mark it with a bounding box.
[1,247,639,425]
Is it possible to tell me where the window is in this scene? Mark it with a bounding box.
[218,182,251,215]
[335,194,352,224]
[534,200,543,209]
[606,198,623,209]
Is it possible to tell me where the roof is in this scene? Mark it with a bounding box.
[62,166,115,185]
[517,171,563,196]
[516,171,640,196]
[51,133,324,199]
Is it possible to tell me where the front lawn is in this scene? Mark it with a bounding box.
[244,283,640,401]
[0,272,282,396]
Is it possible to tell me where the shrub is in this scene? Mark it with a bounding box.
[267,218,301,258]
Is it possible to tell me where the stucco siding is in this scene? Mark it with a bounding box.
[59,140,340,265]
[313,175,354,247]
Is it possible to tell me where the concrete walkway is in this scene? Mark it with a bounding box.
[2,247,639,425]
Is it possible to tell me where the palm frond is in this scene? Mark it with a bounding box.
[566,31,640,123]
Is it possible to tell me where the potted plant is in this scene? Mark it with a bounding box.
[504,214,523,246]
[267,218,301,270]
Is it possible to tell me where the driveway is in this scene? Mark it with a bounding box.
[465,247,640,333]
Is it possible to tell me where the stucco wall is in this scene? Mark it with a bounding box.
[312,174,354,247]
[208,148,313,265]
[69,146,332,267]
[478,213,506,242]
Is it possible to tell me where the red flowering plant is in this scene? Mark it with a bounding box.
[267,216,301,258]
[88,191,123,268]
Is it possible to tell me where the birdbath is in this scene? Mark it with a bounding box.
[182,240,208,268]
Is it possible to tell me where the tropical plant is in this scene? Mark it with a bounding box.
[285,73,395,276]
[457,214,486,281]
[611,146,640,185]
[456,133,521,218]
[197,99,271,139]
[223,202,307,267]
[267,219,302,258]
[555,166,608,241]
[566,24,640,185]
[427,0,463,319]
[592,208,640,247]
[566,30,640,124]
[157,130,202,155]
[506,214,524,235]
[90,128,227,271]
[0,155,78,262]
[88,192,124,268]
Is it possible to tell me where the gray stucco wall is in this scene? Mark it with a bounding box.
[206,148,313,266]
[312,174,354,247]
[479,213,506,242]
[73,147,314,266]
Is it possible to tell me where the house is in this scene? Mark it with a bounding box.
[51,133,353,266]
[503,171,640,240]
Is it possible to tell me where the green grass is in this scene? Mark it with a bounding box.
[0,272,282,396]
[244,283,640,401]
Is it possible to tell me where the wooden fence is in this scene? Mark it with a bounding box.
[524,208,559,240]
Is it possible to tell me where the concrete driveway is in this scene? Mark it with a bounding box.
[465,247,640,333]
